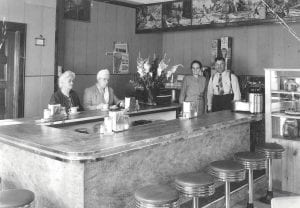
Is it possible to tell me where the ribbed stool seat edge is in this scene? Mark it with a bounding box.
[0,189,34,208]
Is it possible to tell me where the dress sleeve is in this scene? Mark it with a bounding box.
[83,88,97,110]
[231,74,241,101]
[207,76,214,111]
[179,77,187,104]
[72,91,84,111]
[49,93,59,105]
[111,88,121,105]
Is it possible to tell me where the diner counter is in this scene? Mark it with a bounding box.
[0,110,262,162]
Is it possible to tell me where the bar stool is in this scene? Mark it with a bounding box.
[0,189,34,208]
[134,184,179,208]
[256,142,284,204]
[175,172,215,208]
[208,160,246,208]
[234,151,266,208]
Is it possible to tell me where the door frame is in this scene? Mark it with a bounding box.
[4,22,26,118]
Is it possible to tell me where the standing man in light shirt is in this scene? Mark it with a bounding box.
[207,57,241,112]
[83,69,124,110]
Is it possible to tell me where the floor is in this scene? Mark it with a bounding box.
[233,188,298,208]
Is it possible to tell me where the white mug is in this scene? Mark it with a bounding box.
[70,106,78,114]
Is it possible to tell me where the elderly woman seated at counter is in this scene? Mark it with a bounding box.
[179,60,207,115]
[83,69,124,110]
[49,70,83,112]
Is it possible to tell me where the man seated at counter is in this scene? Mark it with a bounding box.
[207,57,241,112]
[49,70,84,112]
[83,69,124,110]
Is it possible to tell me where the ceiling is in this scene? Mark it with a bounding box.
[96,0,175,8]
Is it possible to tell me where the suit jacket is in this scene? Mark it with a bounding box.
[83,84,120,110]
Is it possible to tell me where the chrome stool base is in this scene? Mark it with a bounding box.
[175,172,215,208]
[259,190,273,204]
[208,160,246,208]
[256,143,284,205]
[246,202,254,208]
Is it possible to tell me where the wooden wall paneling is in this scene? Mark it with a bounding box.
[0,0,8,19]
[230,26,248,75]
[199,30,211,66]
[24,77,42,117]
[257,26,273,75]
[96,2,106,72]
[183,32,192,71]
[174,32,186,73]
[41,6,56,76]
[40,76,54,111]
[282,24,300,68]
[86,3,98,74]
[24,4,43,76]
[116,5,127,41]
[73,22,88,74]
[272,25,285,68]
[7,0,24,23]
[103,3,117,71]
[64,20,76,72]
[246,26,258,75]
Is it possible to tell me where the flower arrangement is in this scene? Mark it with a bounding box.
[130,53,182,105]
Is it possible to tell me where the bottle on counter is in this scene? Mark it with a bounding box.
[283,118,298,138]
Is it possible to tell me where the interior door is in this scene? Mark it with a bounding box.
[0,31,21,119]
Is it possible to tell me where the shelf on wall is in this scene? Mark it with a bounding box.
[271,90,300,95]
[272,135,300,143]
[272,112,300,119]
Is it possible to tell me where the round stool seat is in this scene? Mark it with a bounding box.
[256,143,284,159]
[234,152,266,170]
[208,160,246,182]
[175,172,215,197]
[135,184,179,208]
[0,189,34,208]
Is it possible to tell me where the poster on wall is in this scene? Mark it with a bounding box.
[162,0,192,28]
[113,42,129,74]
[136,4,162,32]
[64,0,91,22]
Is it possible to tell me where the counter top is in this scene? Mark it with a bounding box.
[0,110,262,162]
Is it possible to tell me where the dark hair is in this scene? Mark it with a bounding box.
[190,60,202,69]
[215,57,225,62]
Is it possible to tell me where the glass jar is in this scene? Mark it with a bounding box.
[283,119,298,138]
[284,78,298,92]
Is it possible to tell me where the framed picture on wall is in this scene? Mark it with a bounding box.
[64,0,91,22]
[162,0,192,29]
[136,3,162,32]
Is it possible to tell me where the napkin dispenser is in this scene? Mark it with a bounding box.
[109,110,129,132]
[232,101,249,112]
[125,97,137,112]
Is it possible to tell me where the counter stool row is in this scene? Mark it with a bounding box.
[134,142,284,208]
[0,179,35,208]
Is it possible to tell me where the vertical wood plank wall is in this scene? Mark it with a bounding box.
[61,1,163,100]
[0,0,57,117]
[162,24,300,76]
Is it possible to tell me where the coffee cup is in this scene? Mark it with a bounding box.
[102,104,109,111]
[70,106,78,114]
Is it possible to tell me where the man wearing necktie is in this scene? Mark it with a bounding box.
[207,57,241,112]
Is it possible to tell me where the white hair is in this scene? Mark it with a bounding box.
[97,69,110,80]
[58,70,75,89]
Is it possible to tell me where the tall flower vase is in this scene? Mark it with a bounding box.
[146,88,157,106]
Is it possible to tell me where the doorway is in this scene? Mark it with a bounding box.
[0,22,26,119]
